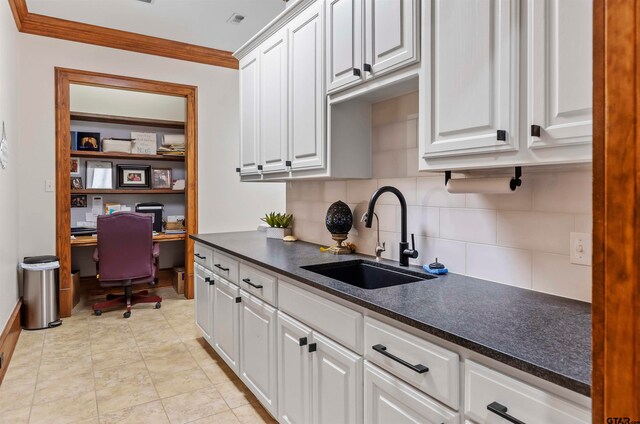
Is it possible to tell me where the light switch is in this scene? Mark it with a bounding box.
[570,232,592,266]
[45,180,54,192]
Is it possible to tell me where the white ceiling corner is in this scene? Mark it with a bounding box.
[26,0,286,52]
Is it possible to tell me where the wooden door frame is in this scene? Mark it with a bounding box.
[55,68,198,317]
[592,0,640,420]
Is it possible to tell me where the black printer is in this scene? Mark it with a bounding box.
[135,202,164,232]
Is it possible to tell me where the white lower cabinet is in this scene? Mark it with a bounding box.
[312,332,363,424]
[277,311,313,424]
[212,274,241,373]
[365,361,459,424]
[465,360,590,424]
[194,263,213,345]
[239,290,278,416]
[277,311,363,424]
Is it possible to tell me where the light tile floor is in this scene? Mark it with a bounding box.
[0,287,277,424]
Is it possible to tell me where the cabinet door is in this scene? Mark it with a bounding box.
[277,312,313,424]
[289,1,325,171]
[364,362,459,424]
[260,29,289,173]
[194,264,213,344]
[312,332,363,424]
[212,275,240,373]
[364,0,418,77]
[528,0,592,149]
[239,51,260,175]
[326,0,363,92]
[239,291,278,416]
[423,0,519,158]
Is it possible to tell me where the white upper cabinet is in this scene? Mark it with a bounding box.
[326,0,364,92]
[422,0,519,158]
[289,1,325,170]
[327,0,419,93]
[528,0,593,149]
[364,0,419,77]
[239,51,261,175]
[260,29,289,173]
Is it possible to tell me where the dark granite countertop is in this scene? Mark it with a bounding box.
[191,231,591,397]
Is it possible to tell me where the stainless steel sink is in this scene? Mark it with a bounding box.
[301,260,434,290]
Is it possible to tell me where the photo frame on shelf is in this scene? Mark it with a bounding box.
[117,164,151,189]
[86,160,113,189]
[71,194,87,208]
[70,157,80,175]
[77,132,101,151]
[70,176,83,190]
[152,168,172,189]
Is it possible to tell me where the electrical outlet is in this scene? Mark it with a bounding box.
[570,232,592,266]
[45,179,54,192]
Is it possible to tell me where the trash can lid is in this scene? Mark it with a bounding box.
[23,255,59,264]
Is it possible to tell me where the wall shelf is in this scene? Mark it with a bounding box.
[70,150,185,162]
[70,111,185,129]
[71,189,184,195]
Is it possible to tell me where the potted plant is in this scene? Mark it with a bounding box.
[261,212,294,239]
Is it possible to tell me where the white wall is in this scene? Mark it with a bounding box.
[70,84,187,121]
[0,1,20,328]
[16,33,285,262]
[288,92,593,302]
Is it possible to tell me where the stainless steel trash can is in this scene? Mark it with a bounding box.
[21,255,62,330]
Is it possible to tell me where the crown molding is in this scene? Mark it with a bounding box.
[7,0,238,69]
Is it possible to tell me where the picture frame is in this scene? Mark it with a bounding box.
[117,165,151,189]
[70,157,80,175]
[71,194,87,208]
[86,160,113,189]
[152,168,172,189]
[77,132,101,151]
[70,176,83,190]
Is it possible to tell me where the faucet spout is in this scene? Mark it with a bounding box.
[365,186,417,266]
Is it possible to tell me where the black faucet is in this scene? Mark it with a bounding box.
[364,186,418,266]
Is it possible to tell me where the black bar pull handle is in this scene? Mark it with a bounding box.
[214,264,230,272]
[487,402,526,424]
[353,68,361,77]
[194,253,206,260]
[531,124,541,137]
[363,63,372,72]
[242,278,263,289]
[299,337,307,347]
[372,344,428,374]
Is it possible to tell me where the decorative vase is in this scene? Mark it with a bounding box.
[266,227,292,239]
[325,200,353,255]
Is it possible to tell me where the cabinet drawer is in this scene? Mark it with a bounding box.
[212,250,239,284]
[364,317,460,410]
[465,360,590,424]
[194,243,214,270]
[365,361,459,424]
[278,280,363,354]
[239,263,277,306]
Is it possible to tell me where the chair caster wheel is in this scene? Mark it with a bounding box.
[123,311,131,319]
[94,310,102,316]
[155,302,162,309]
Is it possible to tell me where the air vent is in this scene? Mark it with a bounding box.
[226,13,245,25]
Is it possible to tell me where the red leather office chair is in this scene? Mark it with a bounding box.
[92,212,162,318]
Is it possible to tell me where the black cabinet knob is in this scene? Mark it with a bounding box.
[353,68,361,77]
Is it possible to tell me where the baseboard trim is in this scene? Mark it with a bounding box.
[0,299,22,385]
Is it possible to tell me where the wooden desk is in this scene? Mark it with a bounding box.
[71,233,186,247]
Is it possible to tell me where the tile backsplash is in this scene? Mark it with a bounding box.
[286,92,592,302]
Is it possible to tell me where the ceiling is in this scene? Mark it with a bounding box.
[26,0,286,52]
